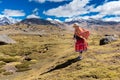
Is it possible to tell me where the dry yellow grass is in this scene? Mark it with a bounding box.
[0,28,119,80]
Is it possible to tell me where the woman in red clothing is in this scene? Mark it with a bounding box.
[73,23,90,60]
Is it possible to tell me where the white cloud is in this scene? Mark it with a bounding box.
[44,0,120,21]
[0,14,4,17]
[29,0,45,3]
[93,1,120,16]
[47,0,67,2]
[86,14,104,19]
[26,8,40,19]
[65,18,73,22]
[83,0,120,21]
[65,0,120,21]
[44,0,91,17]
[46,17,62,22]
[33,8,39,12]
[29,0,66,3]
[27,14,40,19]
[103,17,120,22]
[46,18,53,21]
[2,9,25,17]
[33,8,39,15]
[54,19,62,22]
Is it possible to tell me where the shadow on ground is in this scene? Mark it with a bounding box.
[40,57,80,75]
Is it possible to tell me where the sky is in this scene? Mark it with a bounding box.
[0,0,120,22]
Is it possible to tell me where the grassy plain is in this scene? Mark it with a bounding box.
[0,27,119,80]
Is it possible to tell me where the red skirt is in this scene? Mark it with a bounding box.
[75,38,88,52]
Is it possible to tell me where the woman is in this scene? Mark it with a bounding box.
[73,23,90,60]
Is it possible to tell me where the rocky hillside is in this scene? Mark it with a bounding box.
[0,17,120,35]
[20,18,54,26]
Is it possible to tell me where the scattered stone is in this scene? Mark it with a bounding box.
[99,34,118,45]
[44,47,48,51]
[24,56,32,61]
[39,35,42,37]
[99,38,109,45]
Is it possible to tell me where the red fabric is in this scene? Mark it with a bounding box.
[75,27,90,39]
[75,38,88,52]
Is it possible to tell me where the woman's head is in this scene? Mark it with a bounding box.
[73,23,79,28]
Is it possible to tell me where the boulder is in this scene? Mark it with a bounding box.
[99,34,118,45]
[99,38,109,45]
[0,34,16,45]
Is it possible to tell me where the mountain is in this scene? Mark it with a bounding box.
[65,18,120,27]
[20,18,54,26]
[0,16,19,26]
[0,17,12,25]
[20,18,68,29]
[47,19,67,28]
[86,18,120,25]
[64,18,120,34]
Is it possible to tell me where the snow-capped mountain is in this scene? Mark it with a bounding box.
[0,16,19,25]
[20,18,67,28]
[65,18,120,27]
[0,17,12,25]
[47,19,67,28]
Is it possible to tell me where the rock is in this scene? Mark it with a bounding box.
[99,34,118,45]
[39,35,42,37]
[99,38,109,45]
[44,47,48,50]
[24,56,32,61]
[0,34,16,45]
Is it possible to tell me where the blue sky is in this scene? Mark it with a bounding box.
[0,0,120,22]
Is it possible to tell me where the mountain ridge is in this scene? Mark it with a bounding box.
[20,18,54,26]
[1,17,120,27]
[0,17,12,25]
[65,18,120,26]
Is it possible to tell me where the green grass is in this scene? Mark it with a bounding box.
[0,56,19,63]
[3,71,13,75]
[0,68,6,73]
[0,61,6,67]
[15,62,31,72]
